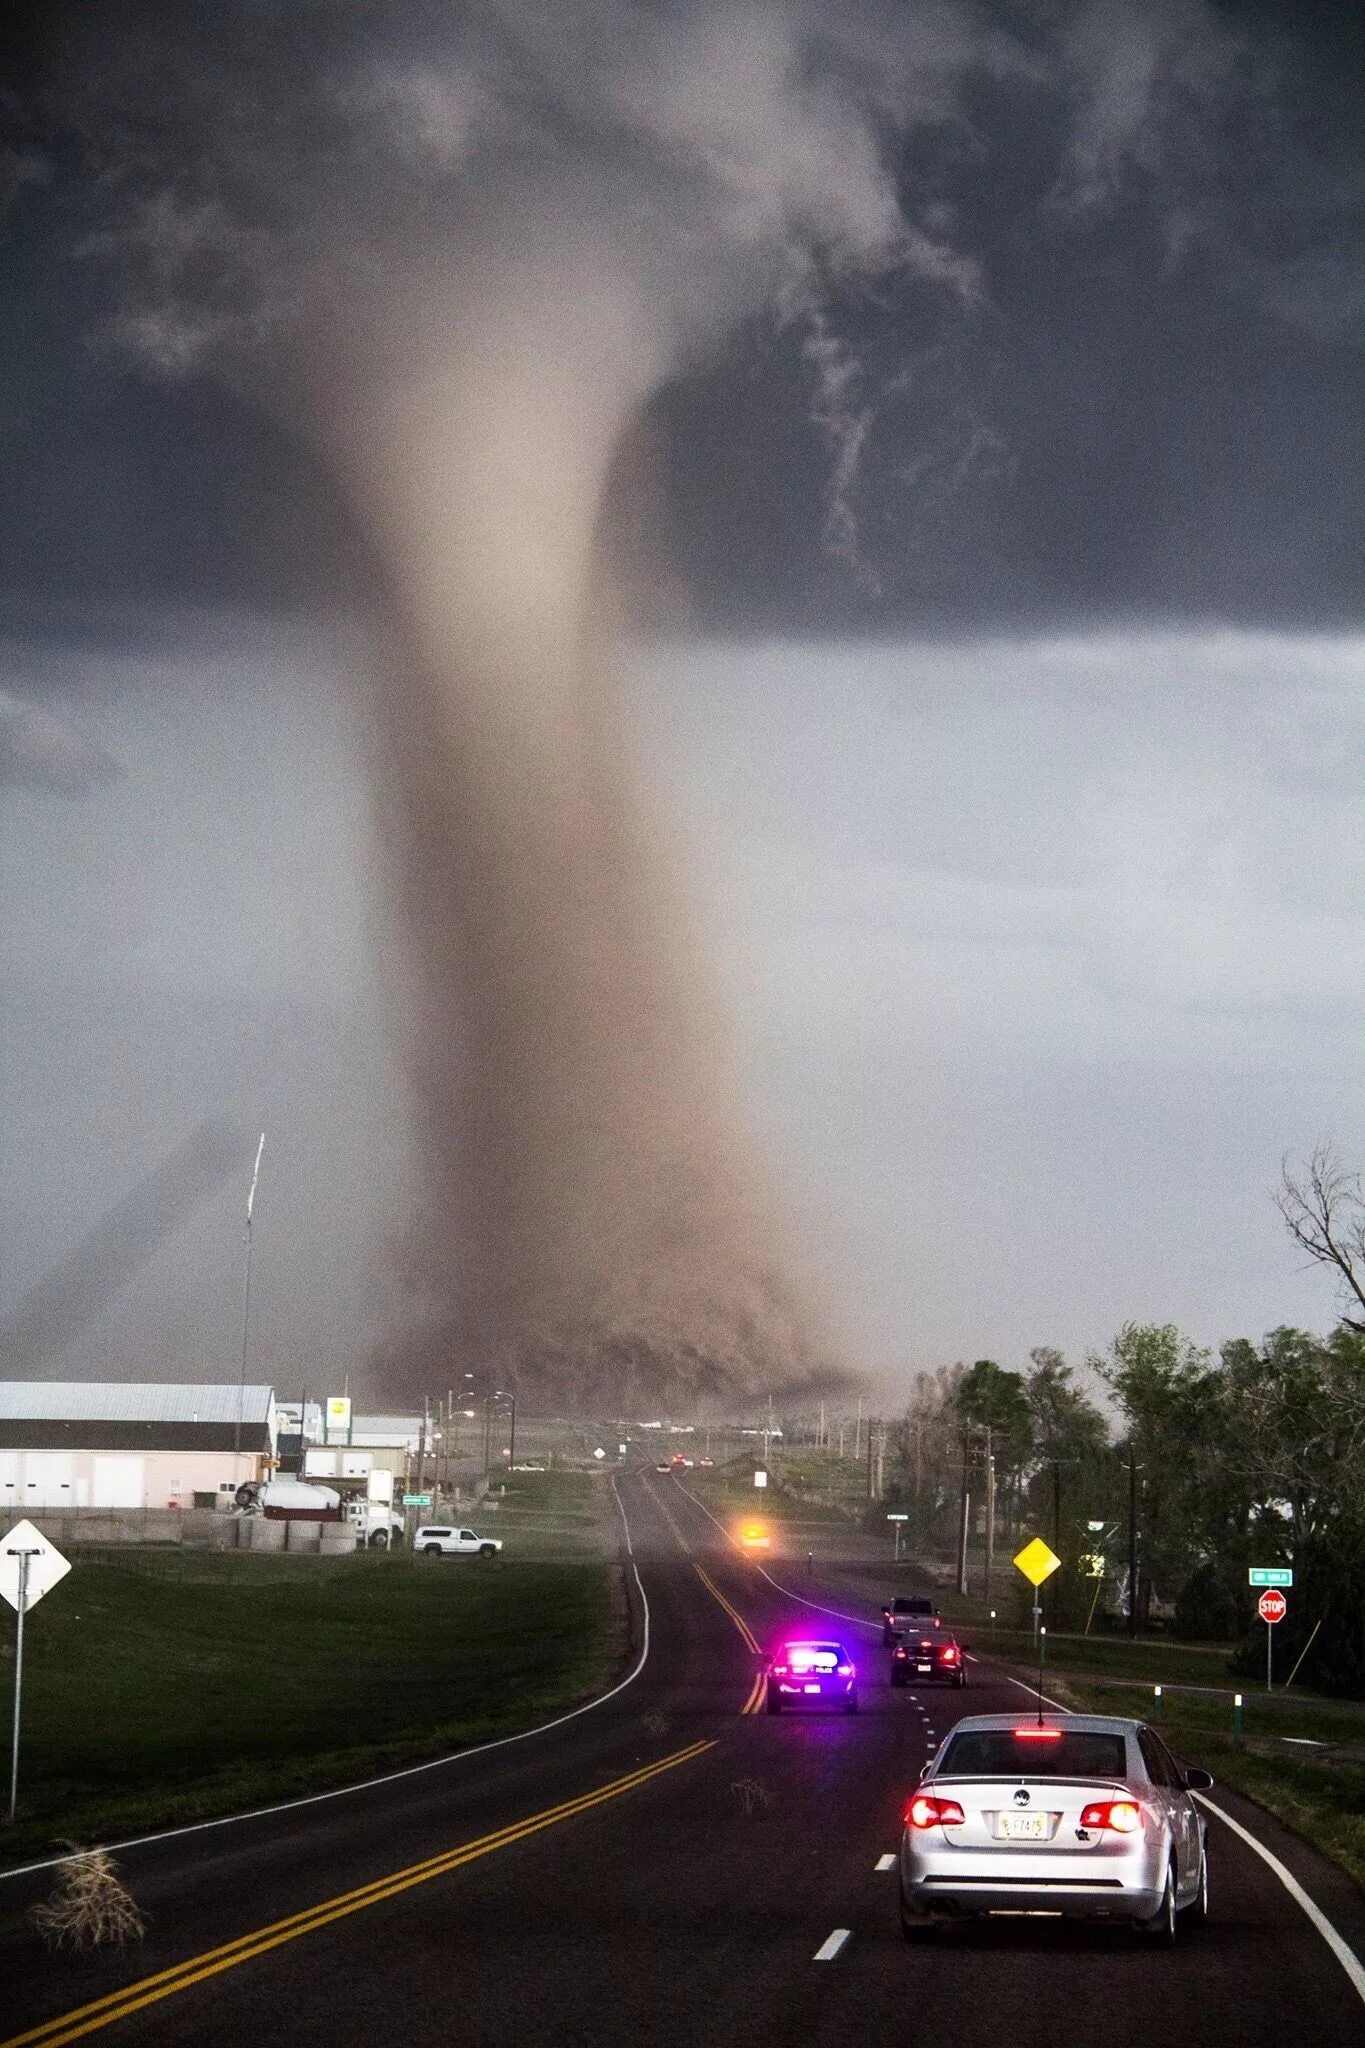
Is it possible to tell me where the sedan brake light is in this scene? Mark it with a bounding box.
[1012,1726,1063,1740]
[906,1794,967,1829]
[893,1647,908,1659]
[1079,1799,1142,1833]
[939,1645,958,1662]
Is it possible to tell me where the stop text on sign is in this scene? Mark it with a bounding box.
[1257,1589,1287,1625]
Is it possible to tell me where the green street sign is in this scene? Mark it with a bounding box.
[403,1494,431,1508]
[1248,1566,1292,1587]
[885,1513,909,1522]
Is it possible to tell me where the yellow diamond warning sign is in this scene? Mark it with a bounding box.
[1013,1537,1062,1587]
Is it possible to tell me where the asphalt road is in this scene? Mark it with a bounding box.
[1,1471,1362,2047]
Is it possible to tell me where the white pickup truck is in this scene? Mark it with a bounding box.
[347,1500,406,1549]
[413,1524,502,1558]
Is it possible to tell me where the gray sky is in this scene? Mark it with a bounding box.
[2,1,1362,1405]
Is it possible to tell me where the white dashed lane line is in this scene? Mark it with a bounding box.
[814,1928,852,1962]
[875,1854,897,1872]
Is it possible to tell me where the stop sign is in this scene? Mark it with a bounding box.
[1258,1588,1287,1625]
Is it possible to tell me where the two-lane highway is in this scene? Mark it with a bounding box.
[1,1468,1361,2047]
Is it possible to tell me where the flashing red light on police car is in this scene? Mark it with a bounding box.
[907,1794,966,1829]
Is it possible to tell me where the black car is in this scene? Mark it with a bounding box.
[891,1630,967,1687]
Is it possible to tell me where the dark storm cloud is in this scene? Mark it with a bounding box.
[3,1,1361,637]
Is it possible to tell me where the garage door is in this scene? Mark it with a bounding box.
[91,1456,145,1508]
[22,1454,75,1506]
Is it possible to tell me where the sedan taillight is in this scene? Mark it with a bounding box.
[1079,1800,1143,1833]
[906,1794,966,1829]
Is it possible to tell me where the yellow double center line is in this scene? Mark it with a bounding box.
[3,1740,716,2048]
[646,1480,764,1715]
[692,1564,768,1715]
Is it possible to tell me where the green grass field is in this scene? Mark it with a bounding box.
[0,1548,620,1862]
[475,1468,615,1556]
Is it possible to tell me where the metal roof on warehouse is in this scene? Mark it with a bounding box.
[0,1382,275,1424]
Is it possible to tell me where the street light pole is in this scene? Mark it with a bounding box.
[494,1390,516,1474]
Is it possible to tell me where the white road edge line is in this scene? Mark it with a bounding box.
[675,1483,884,1635]
[875,1854,897,1872]
[1197,1793,1365,2009]
[999,1674,1071,1714]
[0,1474,655,1887]
[814,1927,852,1962]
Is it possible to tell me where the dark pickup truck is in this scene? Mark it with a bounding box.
[881,1593,942,1646]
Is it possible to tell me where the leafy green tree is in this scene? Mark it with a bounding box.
[1022,1348,1116,1627]
[1220,1325,1365,1690]
[955,1359,1033,1541]
[886,1365,966,1555]
[1091,1323,1217,1628]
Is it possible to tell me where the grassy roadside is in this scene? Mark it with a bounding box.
[0,1549,621,1865]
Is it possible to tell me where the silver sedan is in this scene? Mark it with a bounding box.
[899,1712,1211,1944]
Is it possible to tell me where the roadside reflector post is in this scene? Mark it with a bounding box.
[989,1608,996,1634]
[1233,1692,1243,1747]
[1153,1684,1163,1719]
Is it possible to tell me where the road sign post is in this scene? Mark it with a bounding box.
[1257,1587,1287,1692]
[886,1512,908,1565]
[3,1522,72,1824]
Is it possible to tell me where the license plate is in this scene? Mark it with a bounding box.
[917,1662,931,1671]
[998,1812,1049,1840]
[804,1683,821,1693]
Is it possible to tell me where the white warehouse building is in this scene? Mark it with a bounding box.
[0,1381,277,1511]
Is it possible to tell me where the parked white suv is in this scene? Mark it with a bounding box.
[414,1525,503,1558]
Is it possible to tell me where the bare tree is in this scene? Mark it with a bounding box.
[1277,1145,1365,1333]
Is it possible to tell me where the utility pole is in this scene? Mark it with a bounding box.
[956,1435,971,1595]
[983,1427,996,1607]
[854,1397,863,1465]
[1127,1440,1140,1640]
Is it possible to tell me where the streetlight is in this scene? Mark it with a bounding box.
[493,1389,517,1474]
